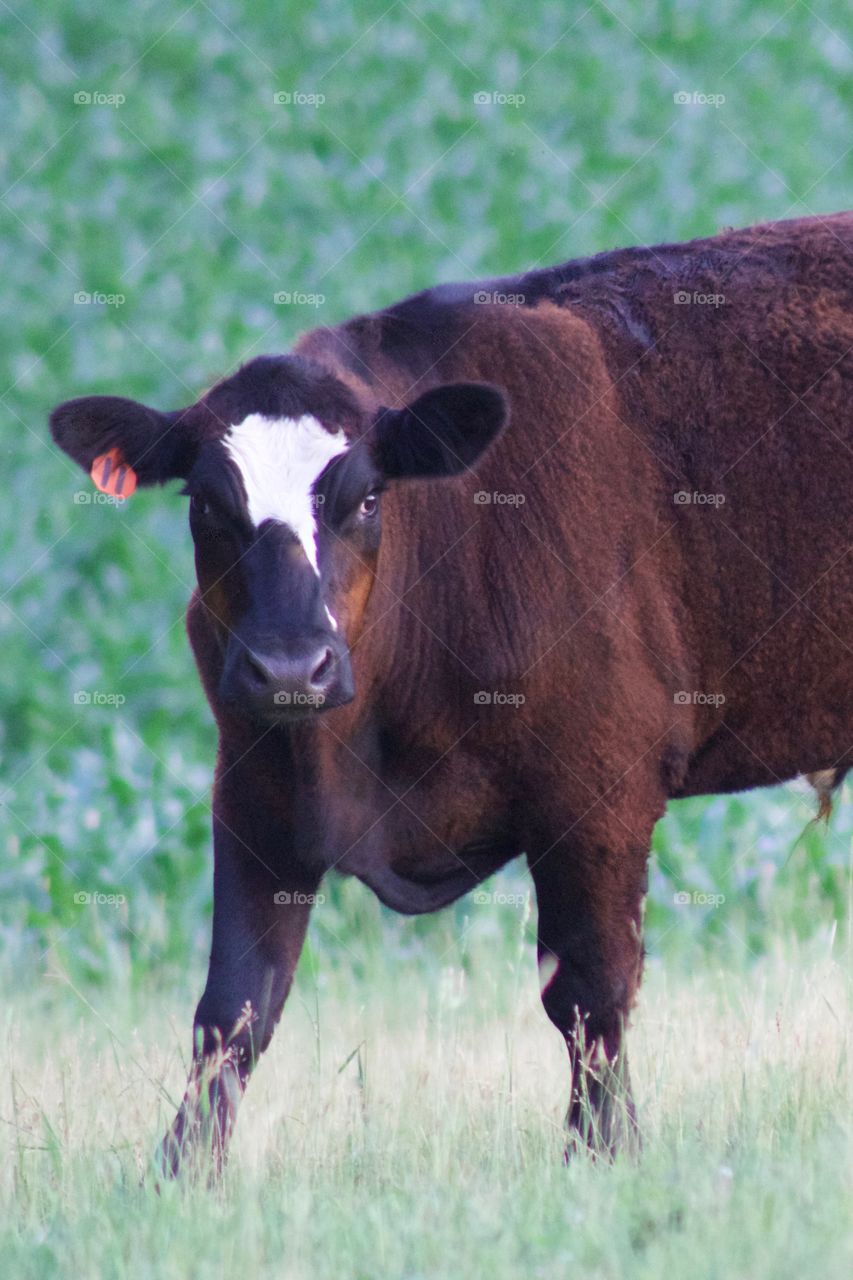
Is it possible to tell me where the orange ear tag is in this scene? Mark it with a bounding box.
[90,448,138,499]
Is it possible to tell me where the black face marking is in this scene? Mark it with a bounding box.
[183,442,253,533]
[313,442,385,533]
[203,354,362,431]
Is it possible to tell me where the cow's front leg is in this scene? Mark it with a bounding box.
[529,826,649,1158]
[158,807,319,1179]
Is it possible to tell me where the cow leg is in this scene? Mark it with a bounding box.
[528,831,649,1157]
[158,810,318,1179]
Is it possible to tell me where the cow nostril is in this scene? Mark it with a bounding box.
[244,652,272,686]
[309,647,334,687]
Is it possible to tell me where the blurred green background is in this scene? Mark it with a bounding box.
[1,0,851,989]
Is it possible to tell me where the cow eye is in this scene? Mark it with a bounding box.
[190,493,210,518]
[359,493,379,519]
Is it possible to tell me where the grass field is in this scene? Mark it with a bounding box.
[2,0,853,1274]
[3,941,852,1278]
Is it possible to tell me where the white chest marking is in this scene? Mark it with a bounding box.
[223,413,348,575]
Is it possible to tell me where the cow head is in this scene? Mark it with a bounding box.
[51,355,507,722]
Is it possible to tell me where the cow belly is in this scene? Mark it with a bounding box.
[681,705,853,797]
[334,802,521,914]
[350,838,520,914]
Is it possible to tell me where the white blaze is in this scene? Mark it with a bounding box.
[223,413,348,574]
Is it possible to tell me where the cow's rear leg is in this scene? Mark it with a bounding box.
[528,827,650,1158]
[158,809,318,1179]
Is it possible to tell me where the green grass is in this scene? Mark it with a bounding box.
[2,0,853,1272]
[3,940,851,1278]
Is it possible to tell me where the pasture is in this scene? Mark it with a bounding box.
[3,941,852,1278]
[2,1,852,1275]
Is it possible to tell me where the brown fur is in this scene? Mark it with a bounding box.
[50,212,853,1170]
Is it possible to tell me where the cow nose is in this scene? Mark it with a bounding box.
[244,645,336,693]
[244,645,334,691]
[232,641,347,715]
[308,646,335,686]
[220,634,355,719]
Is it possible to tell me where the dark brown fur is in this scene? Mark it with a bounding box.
[50,212,853,1170]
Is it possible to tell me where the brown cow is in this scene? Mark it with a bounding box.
[50,211,853,1173]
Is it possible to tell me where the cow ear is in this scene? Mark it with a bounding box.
[49,395,193,495]
[372,382,507,480]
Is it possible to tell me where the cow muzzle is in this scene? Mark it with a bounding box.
[219,633,354,721]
